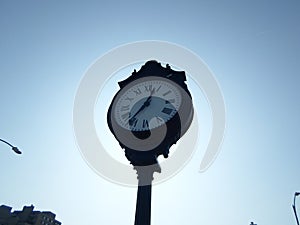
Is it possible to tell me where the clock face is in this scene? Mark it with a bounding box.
[114,78,182,131]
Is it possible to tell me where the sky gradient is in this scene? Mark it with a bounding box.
[1,1,300,225]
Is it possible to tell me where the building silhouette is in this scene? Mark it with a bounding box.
[0,205,61,225]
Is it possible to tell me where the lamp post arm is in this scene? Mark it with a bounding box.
[0,138,22,154]
[0,139,14,148]
[293,194,300,225]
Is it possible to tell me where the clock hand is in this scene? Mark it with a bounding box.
[129,90,154,125]
[130,104,146,123]
[143,89,154,106]
[129,99,151,124]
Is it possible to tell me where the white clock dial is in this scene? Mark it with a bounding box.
[114,79,182,131]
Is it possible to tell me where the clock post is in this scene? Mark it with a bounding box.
[107,61,194,225]
[133,165,157,225]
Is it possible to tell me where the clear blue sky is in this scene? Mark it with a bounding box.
[1,1,299,225]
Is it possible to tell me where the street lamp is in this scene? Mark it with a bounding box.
[293,192,300,225]
[0,138,22,154]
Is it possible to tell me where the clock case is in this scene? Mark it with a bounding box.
[107,60,193,168]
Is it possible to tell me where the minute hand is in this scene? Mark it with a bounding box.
[130,96,151,120]
[129,90,154,122]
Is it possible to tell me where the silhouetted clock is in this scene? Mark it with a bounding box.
[107,60,193,225]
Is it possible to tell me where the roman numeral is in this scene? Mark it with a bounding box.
[144,85,153,92]
[162,90,171,96]
[121,112,130,120]
[121,105,130,111]
[134,88,142,95]
[125,96,134,102]
[161,107,173,115]
[156,85,162,93]
[156,116,163,123]
[165,98,175,104]
[142,119,149,128]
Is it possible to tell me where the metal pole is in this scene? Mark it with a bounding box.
[134,183,152,225]
[134,168,154,225]
[293,192,300,225]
